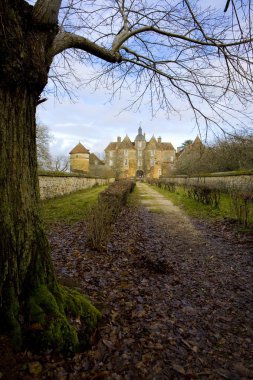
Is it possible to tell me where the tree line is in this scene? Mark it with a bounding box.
[175,135,253,175]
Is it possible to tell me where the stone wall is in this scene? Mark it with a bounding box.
[160,174,253,191]
[39,175,115,200]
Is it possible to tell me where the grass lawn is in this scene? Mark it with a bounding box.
[41,185,107,226]
[127,184,142,206]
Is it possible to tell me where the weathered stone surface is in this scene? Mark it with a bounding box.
[161,175,253,191]
[39,176,114,200]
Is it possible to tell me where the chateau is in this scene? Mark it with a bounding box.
[104,127,175,179]
[69,127,176,178]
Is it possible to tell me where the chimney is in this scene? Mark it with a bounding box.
[117,136,121,143]
[158,137,162,143]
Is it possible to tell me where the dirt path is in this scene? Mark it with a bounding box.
[137,181,202,241]
[1,183,252,379]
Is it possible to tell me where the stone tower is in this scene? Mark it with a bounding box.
[69,142,90,173]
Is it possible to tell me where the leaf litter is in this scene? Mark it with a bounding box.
[0,187,253,379]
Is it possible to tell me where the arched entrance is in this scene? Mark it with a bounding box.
[136,170,144,178]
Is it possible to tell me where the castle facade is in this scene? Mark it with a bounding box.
[104,127,176,179]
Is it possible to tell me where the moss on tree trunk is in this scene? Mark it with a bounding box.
[0,2,101,352]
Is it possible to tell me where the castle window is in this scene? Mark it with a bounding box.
[138,150,142,157]
[109,151,113,157]
[76,154,79,158]
[109,159,113,166]
[138,141,142,148]
[124,159,128,166]
[158,169,162,176]
[124,149,128,156]
[138,159,142,167]
[150,159,155,166]
[150,149,155,156]
[170,156,174,162]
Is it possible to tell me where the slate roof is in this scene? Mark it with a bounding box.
[69,142,90,154]
[104,130,176,152]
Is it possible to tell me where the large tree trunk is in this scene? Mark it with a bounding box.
[0,1,100,351]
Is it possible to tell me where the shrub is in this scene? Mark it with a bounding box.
[186,184,221,208]
[86,180,135,251]
[230,189,253,227]
[98,180,135,209]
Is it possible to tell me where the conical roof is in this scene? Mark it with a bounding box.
[69,142,90,154]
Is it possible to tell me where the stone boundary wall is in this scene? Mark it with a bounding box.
[160,175,253,191]
[39,176,115,200]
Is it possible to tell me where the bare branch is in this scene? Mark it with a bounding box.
[50,32,122,63]
[41,0,253,135]
[113,25,253,53]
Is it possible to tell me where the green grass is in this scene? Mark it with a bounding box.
[127,185,141,206]
[151,185,234,221]
[41,185,107,226]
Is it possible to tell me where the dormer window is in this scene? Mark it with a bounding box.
[150,149,155,156]
[124,149,128,156]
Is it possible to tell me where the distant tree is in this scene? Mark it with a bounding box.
[175,146,212,175]
[211,135,253,172]
[1,0,253,352]
[36,123,53,170]
[52,155,69,172]
[175,134,253,175]
[181,140,193,149]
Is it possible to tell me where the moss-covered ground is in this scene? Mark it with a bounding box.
[26,284,101,352]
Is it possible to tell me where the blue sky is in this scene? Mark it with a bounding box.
[37,84,199,157]
[36,0,250,157]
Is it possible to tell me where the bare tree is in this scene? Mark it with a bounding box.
[53,155,70,172]
[36,123,53,170]
[1,0,253,352]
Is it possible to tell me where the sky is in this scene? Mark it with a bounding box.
[37,84,199,157]
[36,0,249,158]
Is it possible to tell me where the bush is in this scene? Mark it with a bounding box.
[99,179,135,206]
[186,184,221,208]
[230,189,253,227]
[86,180,135,251]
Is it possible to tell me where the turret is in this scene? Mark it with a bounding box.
[69,142,90,173]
